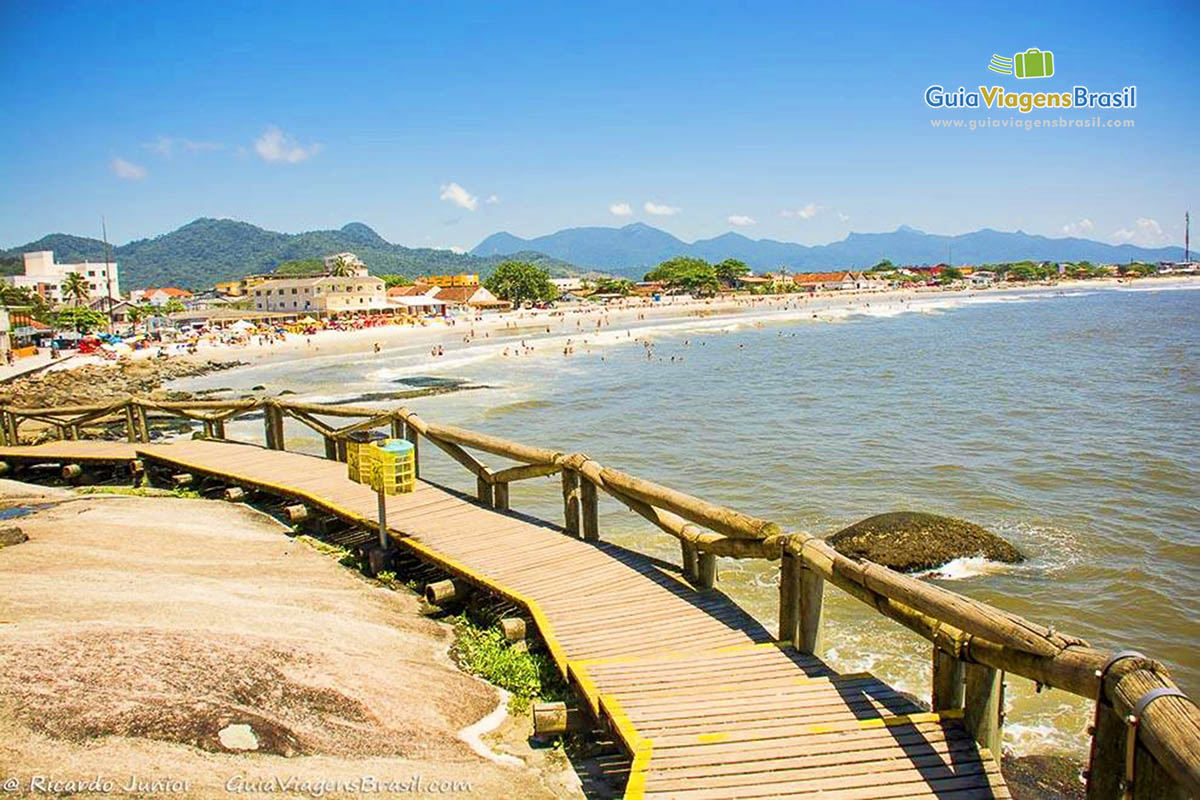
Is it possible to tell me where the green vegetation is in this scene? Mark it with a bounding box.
[714,258,750,285]
[589,277,633,295]
[644,256,719,294]
[485,260,557,305]
[450,614,567,713]
[54,306,108,333]
[380,273,412,288]
[61,271,89,306]
[296,534,360,568]
[274,258,324,276]
[75,485,201,499]
[1,219,583,291]
[937,266,965,284]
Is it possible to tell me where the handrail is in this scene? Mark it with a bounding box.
[1,393,1196,795]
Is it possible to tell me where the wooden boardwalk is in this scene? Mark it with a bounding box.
[0,440,1010,799]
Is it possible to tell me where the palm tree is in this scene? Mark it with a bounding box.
[328,255,354,277]
[61,272,90,307]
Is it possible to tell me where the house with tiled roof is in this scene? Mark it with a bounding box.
[432,285,509,309]
[130,287,194,306]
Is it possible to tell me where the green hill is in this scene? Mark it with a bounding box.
[1,218,580,290]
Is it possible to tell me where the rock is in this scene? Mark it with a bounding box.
[251,385,266,391]
[826,511,1023,573]
[0,526,28,547]
[1001,754,1085,800]
[217,723,260,751]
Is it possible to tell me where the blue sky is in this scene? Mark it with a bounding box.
[1,0,1196,252]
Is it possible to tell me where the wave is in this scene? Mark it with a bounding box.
[914,556,1011,581]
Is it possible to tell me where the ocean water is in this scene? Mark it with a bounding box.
[175,283,1200,757]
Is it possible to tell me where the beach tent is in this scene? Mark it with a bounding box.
[230,319,255,331]
[298,315,318,324]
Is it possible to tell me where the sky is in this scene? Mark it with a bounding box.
[1,0,1197,252]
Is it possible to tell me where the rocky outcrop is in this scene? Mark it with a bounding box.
[0,359,241,409]
[826,511,1024,573]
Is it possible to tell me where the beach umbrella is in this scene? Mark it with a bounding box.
[230,319,255,331]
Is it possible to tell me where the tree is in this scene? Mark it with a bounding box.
[163,298,186,315]
[55,306,107,333]
[937,266,965,284]
[61,271,90,306]
[328,255,356,277]
[644,257,719,295]
[484,261,556,306]
[869,259,894,272]
[380,273,412,288]
[274,258,324,276]
[126,303,156,327]
[714,258,750,286]
[591,277,633,296]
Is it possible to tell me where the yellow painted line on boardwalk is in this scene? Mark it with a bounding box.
[696,732,729,743]
[600,692,653,800]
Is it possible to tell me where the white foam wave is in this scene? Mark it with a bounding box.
[914,556,1010,581]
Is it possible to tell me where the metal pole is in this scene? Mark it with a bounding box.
[101,216,114,332]
[377,485,388,549]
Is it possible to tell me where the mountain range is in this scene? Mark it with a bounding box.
[0,218,576,290]
[473,222,1187,276]
[3,218,1186,291]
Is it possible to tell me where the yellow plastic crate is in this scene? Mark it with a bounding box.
[346,439,376,484]
[366,438,415,495]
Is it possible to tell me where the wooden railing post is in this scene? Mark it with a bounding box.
[390,416,404,440]
[1087,700,1127,799]
[403,422,420,478]
[324,436,338,460]
[562,469,580,536]
[6,412,18,445]
[203,420,215,439]
[697,552,717,589]
[122,404,136,443]
[796,562,824,654]
[493,480,510,511]
[779,550,800,644]
[681,541,698,581]
[212,418,225,440]
[964,662,1003,757]
[264,403,285,450]
[477,474,494,507]
[135,402,150,442]
[580,479,598,541]
[932,647,965,711]
[0,411,9,446]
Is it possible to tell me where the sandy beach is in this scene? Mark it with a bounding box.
[18,276,1192,388]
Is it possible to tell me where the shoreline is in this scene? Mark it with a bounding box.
[77,275,1200,384]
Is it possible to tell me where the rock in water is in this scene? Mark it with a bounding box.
[826,511,1023,573]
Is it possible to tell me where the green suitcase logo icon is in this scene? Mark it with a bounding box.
[1013,48,1054,79]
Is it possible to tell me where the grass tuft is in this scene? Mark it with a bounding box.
[450,614,567,713]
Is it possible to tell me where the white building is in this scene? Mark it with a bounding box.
[323,252,369,276]
[253,274,387,313]
[5,250,121,305]
[550,277,583,293]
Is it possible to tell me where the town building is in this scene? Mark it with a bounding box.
[5,250,121,305]
[253,274,388,313]
[550,277,583,293]
[129,287,193,306]
[793,271,882,291]
[324,252,370,275]
[86,297,137,324]
[420,273,479,288]
[431,285,508,309]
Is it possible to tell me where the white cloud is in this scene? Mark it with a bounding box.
[254,125,322,163]
[1061,218,1095,236]
[143,136,223,157]
[485,194,499,205]
[440,182,479,211]
[837,212,851,223]
[781,203,821,219]
[609,202,633,217]
[110,157,147,180]
[447,245,467,254]
[727,215,756,227]
[1113,217,1167,246]
[644,201,680,216]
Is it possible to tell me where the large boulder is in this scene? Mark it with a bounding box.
[826,511,1023,573]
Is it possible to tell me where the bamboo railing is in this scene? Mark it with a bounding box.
[1,395,1197,798]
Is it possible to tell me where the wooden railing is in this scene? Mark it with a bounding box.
[2,395,1197,798]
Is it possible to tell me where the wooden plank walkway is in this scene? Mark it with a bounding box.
[1,439,1010,799]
